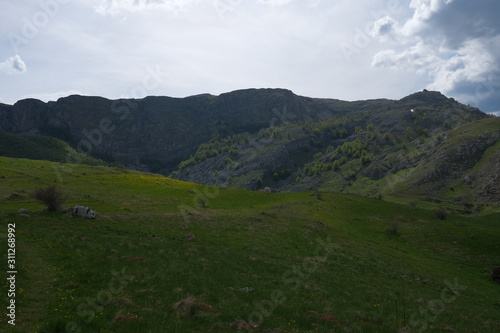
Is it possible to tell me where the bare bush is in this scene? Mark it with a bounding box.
[198,197,208,208]
[33,185,65,211]
[387,221,400,235]
[316,190,323,200]
[435,209,448,220]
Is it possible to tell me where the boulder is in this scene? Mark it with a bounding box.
[492,268,500,284]
[72,205,96,219]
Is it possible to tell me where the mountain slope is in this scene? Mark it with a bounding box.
[1,89,496,208]
[0,89,344,171]
[0,89,486,171]
[1,156,500,332]
[0,129,104,165]
[168,90,496,208]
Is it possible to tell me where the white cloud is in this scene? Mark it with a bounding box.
[0,0,498,115]
[429,39,496,92]
[95,0,198,15]
[372,42,441,74]
[0,55,27,75]
[257,0,294,5]
[370,0,500,113]
[370,16,400,41]
[402,0,454,36]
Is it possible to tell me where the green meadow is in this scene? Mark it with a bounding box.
[1,156,499,332]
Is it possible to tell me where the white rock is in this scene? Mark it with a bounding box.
[72,205,96,219]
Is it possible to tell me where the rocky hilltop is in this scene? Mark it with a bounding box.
[1,88,498,208]
[0,89,345,169]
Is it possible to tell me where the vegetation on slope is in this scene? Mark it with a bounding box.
[0,130,104,166]
[172,112,498,211]
[1,156,499,332]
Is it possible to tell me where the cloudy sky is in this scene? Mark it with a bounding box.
[1,0,499,115]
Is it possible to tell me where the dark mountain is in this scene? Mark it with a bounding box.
[1,88,497,209]
[0,89,345,169]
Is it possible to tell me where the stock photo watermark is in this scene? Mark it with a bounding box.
[7,0,71,53]
[244,237,337,330]
[242,105,293,163]
[406,278,467,332]
[471,73,500,112]
[6,222,17,326]
[52,65,168,182]
[37,268,135,333]
[178,104,293,226]
[339,0,403,63]
[212,0,242,20]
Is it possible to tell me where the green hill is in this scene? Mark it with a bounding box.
[0,130,105,166]
[2,89,497,209]
[1,156,499,332]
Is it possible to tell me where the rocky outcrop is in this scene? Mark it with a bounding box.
[418,131,499,186]
[72,205,96,219]
[0,89,487,175]
[0,89,335,171]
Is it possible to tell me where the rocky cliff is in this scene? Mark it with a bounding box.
[1,88,497,208]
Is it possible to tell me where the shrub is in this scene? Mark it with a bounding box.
[435,209,448,220]
[33,185,65,211]
[315,190,323,200]
[387,221,400,235]
[198,197,208,208]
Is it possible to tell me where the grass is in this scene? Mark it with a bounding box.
[1,156,500,332]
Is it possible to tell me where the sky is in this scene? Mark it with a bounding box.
[1,0,499,115]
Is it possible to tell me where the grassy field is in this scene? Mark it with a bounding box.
[1,156,499,332]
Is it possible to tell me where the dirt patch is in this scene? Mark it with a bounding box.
[232,321,259,330]
[122,256,147,263]
[173,296,215,318]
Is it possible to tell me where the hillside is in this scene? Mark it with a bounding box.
[169,91,497,209]
[1,89,496,209]
[0,89,487,172]
[0,129,105,166]
[0,89,340,171]
[1,156,499,332]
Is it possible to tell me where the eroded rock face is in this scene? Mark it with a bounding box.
[72,205,96,219]
[418,132,499,188]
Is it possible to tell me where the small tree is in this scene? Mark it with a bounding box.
[387,221,400,236]
[256,177,264,189]
[435,209,448,220]
[33,185,65,211]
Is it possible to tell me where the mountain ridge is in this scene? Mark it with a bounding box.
[0,88,497,209]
